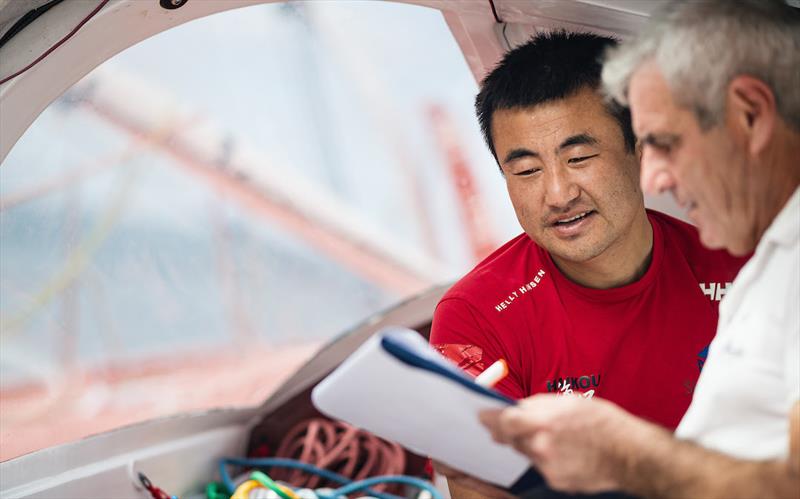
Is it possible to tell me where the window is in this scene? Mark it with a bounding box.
[0,1,518,460]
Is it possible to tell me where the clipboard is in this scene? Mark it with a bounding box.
[311,327,543,492]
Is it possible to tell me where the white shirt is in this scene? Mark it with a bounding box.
[676,187,800,459]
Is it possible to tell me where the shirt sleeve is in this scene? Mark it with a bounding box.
[429,297,527,400]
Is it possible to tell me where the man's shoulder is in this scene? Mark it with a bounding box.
[649,209,749,276]
[650,209,700,243]
[442,233,545,302]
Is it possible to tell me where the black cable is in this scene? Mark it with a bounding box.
[487,0,501,23]
[0,0,109,86]
[0,0,65,51]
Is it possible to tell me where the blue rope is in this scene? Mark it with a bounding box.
[218,457,402,499]
[319,475,444,499]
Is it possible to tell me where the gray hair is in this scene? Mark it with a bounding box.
[602,0,800,130]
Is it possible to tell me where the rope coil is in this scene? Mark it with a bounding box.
[268,418,406,492]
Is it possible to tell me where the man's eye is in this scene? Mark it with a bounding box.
[645,143,671,155]
[514,168,541,177]
[567,154,598,164]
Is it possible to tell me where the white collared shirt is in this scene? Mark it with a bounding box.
[676,187,800,459]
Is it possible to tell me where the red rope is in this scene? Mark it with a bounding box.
[268,418,406,493]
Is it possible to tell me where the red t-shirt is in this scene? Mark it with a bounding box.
[430,210,747,429]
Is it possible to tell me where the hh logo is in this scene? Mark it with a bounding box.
[699,282,732,301]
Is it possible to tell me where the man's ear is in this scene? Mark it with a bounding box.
[726,75,776,156]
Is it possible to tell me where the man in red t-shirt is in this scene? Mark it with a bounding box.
[429,32,746,497]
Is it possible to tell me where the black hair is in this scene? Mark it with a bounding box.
[476,31,637,162]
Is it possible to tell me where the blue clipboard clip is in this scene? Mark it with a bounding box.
[379,331,516,406]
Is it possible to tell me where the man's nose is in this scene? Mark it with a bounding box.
[543,168,580,209]
[640,149,675,195]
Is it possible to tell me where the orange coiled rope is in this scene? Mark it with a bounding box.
[269,418,406,492]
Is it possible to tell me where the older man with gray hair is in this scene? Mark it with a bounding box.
[480,1,800,497]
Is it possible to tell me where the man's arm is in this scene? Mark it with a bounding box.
[623,400,799,499]
[430,298,525,498]
[430,298,526,399]
[481,396,800,498]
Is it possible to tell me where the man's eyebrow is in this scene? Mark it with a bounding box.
[640,133,680,146]
[558,133,599,151]
[503,148,539,164]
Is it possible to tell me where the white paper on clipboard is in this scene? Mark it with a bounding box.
[311,327,530,487]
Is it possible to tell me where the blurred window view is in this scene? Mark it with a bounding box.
[0,1,518,460]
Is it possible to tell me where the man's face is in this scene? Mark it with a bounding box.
[628,62,754,255]
[491,87,644,264]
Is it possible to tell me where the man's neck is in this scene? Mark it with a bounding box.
[752,127,800,244]
[551,209,654,289]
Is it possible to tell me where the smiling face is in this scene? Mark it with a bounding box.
[627,62,756,255]
[491,87,645,266]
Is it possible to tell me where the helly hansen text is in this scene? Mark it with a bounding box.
[494,269,546,312]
